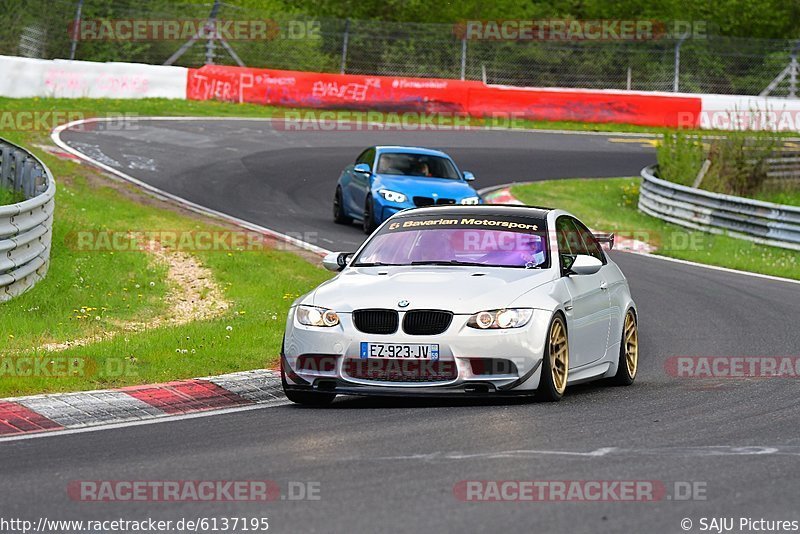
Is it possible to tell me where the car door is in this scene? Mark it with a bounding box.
[555,216,612,368]
[346,148,374,216]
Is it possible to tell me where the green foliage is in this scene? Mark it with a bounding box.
[1,0,797,94]
[657,131,782,198]
[656,132,705,186]
[512,177,800,279]
[287,0,800,38]
[0,186,26,205]
[702,131,779,197]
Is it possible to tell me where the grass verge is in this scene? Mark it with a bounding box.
[0,101,334,398]
[6,96,798,137]
[0,187,25,205]
[752,189,800,206]
[511,177,800,280]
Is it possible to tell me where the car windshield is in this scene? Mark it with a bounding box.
[375,153,461,179]
[353,214,549,269]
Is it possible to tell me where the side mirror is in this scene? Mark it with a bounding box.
[353,163,371,175]
[593,232,615,250]
[569,255,603,276]
[462,171,476,181]
[322,251,353,272]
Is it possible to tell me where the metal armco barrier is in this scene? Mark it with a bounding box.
[0,138,55,302]
[639,165,800,251]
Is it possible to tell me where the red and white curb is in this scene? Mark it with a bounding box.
[483,186,656,254]
[0,369,284,439]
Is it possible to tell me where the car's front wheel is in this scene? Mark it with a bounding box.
[333,187,352,224]
[535,314,569,402]
[609,309,638,386]
[284,388,336,406]
[281,356,336,406]
[363,195,377,234]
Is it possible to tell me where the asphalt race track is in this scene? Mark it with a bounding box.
[4,119,799,533]
[58,120,656,250]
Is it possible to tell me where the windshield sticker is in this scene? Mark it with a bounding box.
[388,217,539,232]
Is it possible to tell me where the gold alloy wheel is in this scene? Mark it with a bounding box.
[624,311,639,379]
[549,318,569,394]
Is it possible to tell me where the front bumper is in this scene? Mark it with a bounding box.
[282,308,552,396]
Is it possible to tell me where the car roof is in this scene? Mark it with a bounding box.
[373,146,450,158]
[393,204,552,220]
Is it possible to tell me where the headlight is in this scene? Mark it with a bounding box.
[467,308,533,329]
[296,305,340,327]
[378,189,407,203]
[460,196,480,205]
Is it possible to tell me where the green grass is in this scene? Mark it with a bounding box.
[752,188,800,206]
[1,96,655,134]
[0,187,25,205]
[0,101,333,397]
[511,177,800,280]
[5,96,798,138]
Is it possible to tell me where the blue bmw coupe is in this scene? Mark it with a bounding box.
[334,146,482,233]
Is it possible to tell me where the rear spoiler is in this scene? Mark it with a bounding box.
[593,232,615,250]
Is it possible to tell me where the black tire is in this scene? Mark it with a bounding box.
[609,309,638,386]
[281,360,336,406]
[281,354,336,406]
[535,314,569,402]
[362,195,377,234]
[284,388,337,406]
[333,187,352,224]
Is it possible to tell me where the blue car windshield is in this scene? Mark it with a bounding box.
[353,214,549,269]
[375,153,460,179]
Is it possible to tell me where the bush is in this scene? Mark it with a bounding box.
[657,130,780,197]
[702,130,779,197]
[656,132,705,186]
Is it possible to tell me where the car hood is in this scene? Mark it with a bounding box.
[373,174,476,199]
[308,266,556,314]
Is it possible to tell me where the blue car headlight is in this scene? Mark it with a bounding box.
[460,196,480,205]
[378,189,407,203]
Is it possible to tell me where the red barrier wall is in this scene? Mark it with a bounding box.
[468,86,701,128]
[186,65,701,128]
[187,65,482,112]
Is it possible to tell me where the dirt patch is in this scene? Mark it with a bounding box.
[39,242,231,352]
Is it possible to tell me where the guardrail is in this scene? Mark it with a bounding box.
[765,152,800,182]
[639,165,800,251]
[0,139,55,302]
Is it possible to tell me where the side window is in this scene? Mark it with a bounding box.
[573,219,606,264]
[556,217,587,257]
[356,148,375,169]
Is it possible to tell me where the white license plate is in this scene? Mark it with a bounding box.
[360,342,440,360]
